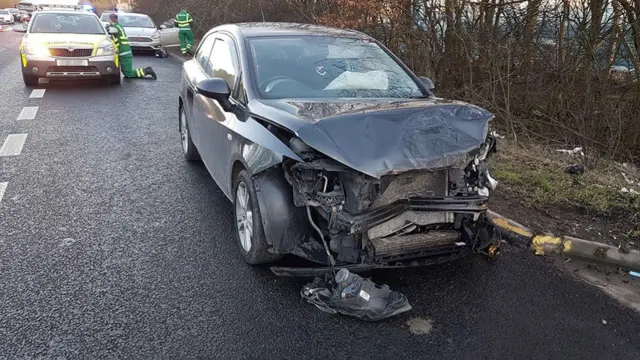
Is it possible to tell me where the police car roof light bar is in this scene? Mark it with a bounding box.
[35,4,84,11]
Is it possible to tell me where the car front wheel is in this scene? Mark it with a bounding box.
[234,170,282,265]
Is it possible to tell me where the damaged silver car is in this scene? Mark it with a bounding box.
[178,22,500,276]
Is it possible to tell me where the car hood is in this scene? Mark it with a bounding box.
[23,33,109,48]
[249,98,494,179]
[123,27,156,36]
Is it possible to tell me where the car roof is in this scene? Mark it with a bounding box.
[116,12,147,17]
[213,22,370,40]
[34,9,97,15]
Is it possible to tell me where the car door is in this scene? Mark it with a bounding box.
[159,19,180,47]
[187,33,216,162]
[197,33,242,196]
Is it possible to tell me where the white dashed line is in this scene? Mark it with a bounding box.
[0,134,28,157]
[17,106,38,120]
[0,182,7,203]
[29,89,45,98]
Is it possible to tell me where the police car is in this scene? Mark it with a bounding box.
[19,4,121,86]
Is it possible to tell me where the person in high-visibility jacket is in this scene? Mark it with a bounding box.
[174,9,194,55]
[109,13,157,80]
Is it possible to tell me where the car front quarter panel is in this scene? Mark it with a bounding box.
[228,114,303,179]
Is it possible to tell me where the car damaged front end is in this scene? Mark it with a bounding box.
[254,100,501,276]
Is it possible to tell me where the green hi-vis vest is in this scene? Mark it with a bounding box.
[112,23,132,56]
[175,11,193,31]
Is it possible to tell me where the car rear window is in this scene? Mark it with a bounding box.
[118,15,155,28]
[30,13,105,34]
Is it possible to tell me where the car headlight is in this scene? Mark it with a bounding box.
[23,42,49,57]
[151,30,161,40]
[95,40,115,56]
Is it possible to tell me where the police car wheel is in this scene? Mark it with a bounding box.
[22,73,38,87]
[107,74,121,85]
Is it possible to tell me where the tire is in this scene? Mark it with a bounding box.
[233,170,283,265]
[180,105,200,161]
[107,74,121,85]
[22,72,37,87]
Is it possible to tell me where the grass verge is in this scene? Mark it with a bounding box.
[490,139,639,215]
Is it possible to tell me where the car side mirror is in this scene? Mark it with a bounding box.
[159,24,166,29]
[419,76,435,91]
[197,78,233,111]
[108,26,118,35]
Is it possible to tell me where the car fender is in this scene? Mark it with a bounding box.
[251,165,308,253]
[228,114,302,177]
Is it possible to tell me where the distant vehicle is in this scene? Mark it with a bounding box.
[17,1,37,14]
[6,8,21,21]
[0,9,15,24]
[98,10,113,26]
[17,0,87,14]
[19,6,121,86]
[103,12,180,56]
[19,11,30,23]
[177,23,499,275]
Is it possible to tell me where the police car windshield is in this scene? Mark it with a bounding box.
[31,13,105,34]
[119,15,154,28]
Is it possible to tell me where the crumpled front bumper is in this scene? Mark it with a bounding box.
[21,54,119,78]
[336,195,489,235]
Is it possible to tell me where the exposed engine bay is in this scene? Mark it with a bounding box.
[278,132,500,269]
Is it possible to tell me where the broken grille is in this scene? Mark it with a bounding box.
[373,171,448,208]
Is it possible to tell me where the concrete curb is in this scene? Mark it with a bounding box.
[488,210,640,271]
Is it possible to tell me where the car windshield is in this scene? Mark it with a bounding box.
[0,10,9,14]
[100,13,110,21]
[30,13,105,34]
[247,36,425,99]
[119,15,154,28]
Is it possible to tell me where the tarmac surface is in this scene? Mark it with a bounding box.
[1,30,639,359]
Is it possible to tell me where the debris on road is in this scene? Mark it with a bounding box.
[491,130,505,139]
[406,317,434,335]
[300,268,412,321]
[565,164,585,175]
[630,271,640,278]
[556,147,584,156]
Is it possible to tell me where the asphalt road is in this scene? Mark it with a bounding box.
[1,29,639,359]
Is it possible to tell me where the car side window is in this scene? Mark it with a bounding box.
[196,35,215,73]
[208,36,239,94]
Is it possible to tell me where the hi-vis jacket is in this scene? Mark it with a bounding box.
[175,11,193,31]
[111,23,132,57]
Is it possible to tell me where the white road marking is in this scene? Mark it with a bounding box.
[17,106,38,120]
[29,89,45,99]
[0,134,28,156]
[0,182,7,203]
